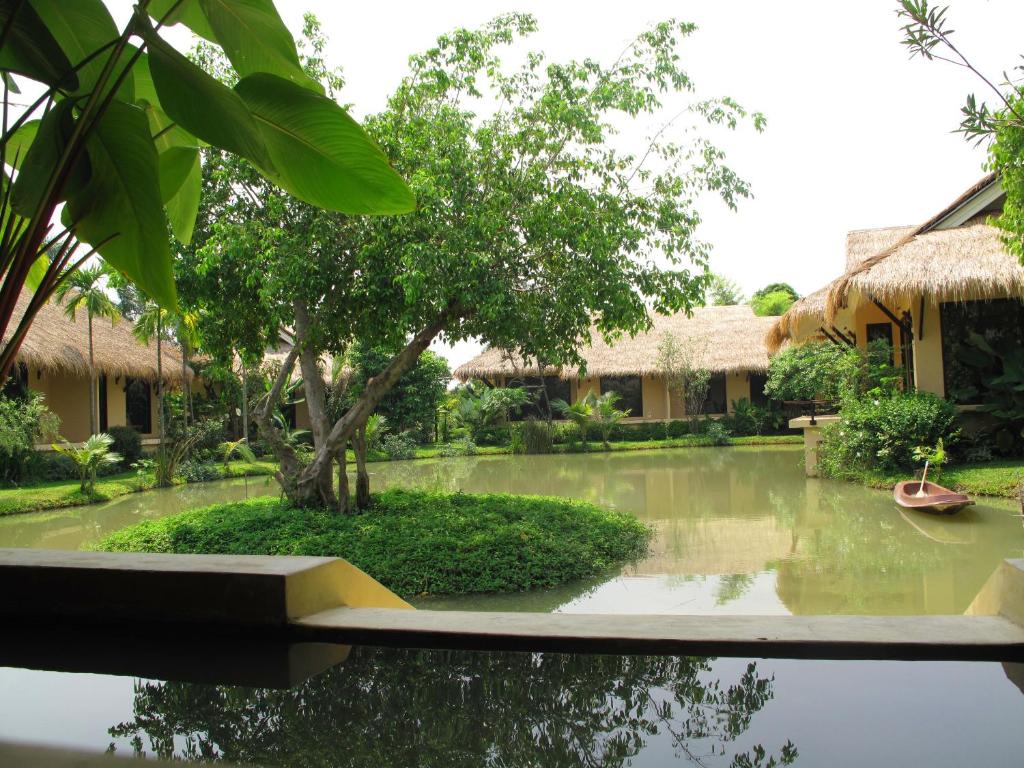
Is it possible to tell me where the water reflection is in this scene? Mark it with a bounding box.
[106,648,796,768]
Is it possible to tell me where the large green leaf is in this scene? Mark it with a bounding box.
[147,0,216,41]
[0,1,77,89]
[198,0,321,92]
[10,100,80,216]
[235,73,415,214]
[144,104,202,153]
[143,28,270,169]
[4,119,40,170]
[64,101,176,309]
[159,147,201,245]
[25,253,49,291]
[129,49,159,106]
[30,0,130,99]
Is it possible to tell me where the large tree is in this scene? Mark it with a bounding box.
[185,14,764,511]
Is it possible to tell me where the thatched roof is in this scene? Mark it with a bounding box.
[826,218,1024,321]
[765,282,833,354]
[845,225,916,271]
[7,289,192,383]
[455,305,776,381]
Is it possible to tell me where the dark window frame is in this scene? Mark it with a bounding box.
[125,377,152,434]
[702,373,727,415]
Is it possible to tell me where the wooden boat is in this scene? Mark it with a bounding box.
[893,480,974,515]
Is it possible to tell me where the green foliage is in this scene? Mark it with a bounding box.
[913,437,949,478]
[818,392,959,475]
[704,420,732,446]
[591,392,631,450]
[520,418,554,454]
[381,433,417,461]
[456,383,530,442]
[724,399,785,436]
[217,438,256,470]
[51,432,122,494]
[947,330,1024,451]
[750,290,795,317]
[764,341,898,403]
[657,331,710,425]
[552,396,595,451]
[706,274,745,305]
[97,490,653,597]
[346,345,450,442]
[0,1,414,383]
[107,425,142,469]
[438,439,477,457]
[177,459,221,483]
[364,413,388,452]
[0,391,59,484]
[751,283,799,302]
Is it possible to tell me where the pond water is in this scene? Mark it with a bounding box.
[2,651,1023,767]
[1,446,1021,615]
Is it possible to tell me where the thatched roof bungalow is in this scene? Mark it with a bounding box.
[455,305,777,419]
[7,289,191,443]
[767,172,1024,402]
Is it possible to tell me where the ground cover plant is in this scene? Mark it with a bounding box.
[97,490,653,597]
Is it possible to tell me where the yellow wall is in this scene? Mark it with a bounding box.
[32,370,163,443]
[911,300,945,397]
[725,372,751,413]
[642,375,669,419]
[852,301,906,355]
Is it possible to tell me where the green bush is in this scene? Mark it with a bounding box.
[438,439,477,457]
[765,340,899,405]
[177,459,221,483]
[96,490,652,597]
[665,420,691,439]
[818,392,959,475]
[0,392,60,485]
[723,399,785,436]
[704,420,732,446]
[472,425,511,446]
[521,418,553,454]
[381,433,417,461]
[107,426,143,468]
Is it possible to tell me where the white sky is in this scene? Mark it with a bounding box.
[109,0,1024,370]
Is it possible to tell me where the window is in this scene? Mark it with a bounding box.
[599,376,643,417]
[749,373,770,407]
[125,377,152,434]
[508,376,570,420]
[940,299,1024,404]
[702,373,727,414]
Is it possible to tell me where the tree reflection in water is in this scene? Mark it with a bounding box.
[109,647,797,767]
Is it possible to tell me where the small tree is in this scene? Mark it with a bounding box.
[591,392,630,450]
[552,396,595,451]
[657,332,711,429]
[706,274,746,306]
[52,433,121,494]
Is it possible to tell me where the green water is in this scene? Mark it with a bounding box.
[1,446,1021,615]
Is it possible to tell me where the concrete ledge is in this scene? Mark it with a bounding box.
[292,609,1024,661]
[0,548,409,628]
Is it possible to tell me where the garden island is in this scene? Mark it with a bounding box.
[1,1,1024,766]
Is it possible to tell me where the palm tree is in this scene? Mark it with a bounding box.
[173,311,201,427]
[133,300,173,451]
[55,266,120,435]
[591,391,630,450]
[553,394,596,451]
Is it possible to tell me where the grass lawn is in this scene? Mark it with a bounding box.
[0,460,278,517]
[96,489,652,598]
[838,459,1024,499]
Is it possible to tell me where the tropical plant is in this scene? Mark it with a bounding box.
[763,341,900,404]
[106,424,142,468]
[704,420,732,446]
[364,413,388,452]
[726,398,784,436]
[947,330,1024,447]
[552,396,595,452]
[54,265,119,435]
[381,432,417,461]
[217,438,255,471]
[132,298,173,449]
[590,392,630,450]
[455,383,531,443]
[52,432,121,493]
[913,438,949,479]
[0,390,59,484]
[182,14,763,511]
[0,0,414,383]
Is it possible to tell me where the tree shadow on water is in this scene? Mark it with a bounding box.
[108,647,797,767]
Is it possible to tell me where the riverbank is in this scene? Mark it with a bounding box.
[96,490,652,598]
[830,459,1024,500]
[0,435,802,517]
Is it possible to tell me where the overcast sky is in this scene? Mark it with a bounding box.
[110,0,1024,370]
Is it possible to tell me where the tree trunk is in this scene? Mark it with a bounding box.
[293,309,454,503]
[241,364,249,443]
[354,423,370,509]
[181,340,190,430]
[336,444,350,514]
[156,315,164,451]
[87,312,96,435]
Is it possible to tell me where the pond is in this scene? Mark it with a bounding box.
[1,445,1021,615]
[2,650,1023,767]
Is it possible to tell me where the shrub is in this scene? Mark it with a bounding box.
[0,392,60,485]
[765,340,898,405]
[704,420,732,446]
[723,399,785,436]
[177,459,221,483]
[553,421,581,449]
[438,439,477,457]
[521,418,553,454]
[96,490,653,597]
[382,433,417,461]
[107,426,142,469]
[51,433,122,494]
[473,425,511,446]
[818,392,959,476]
[665,420,691,439]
